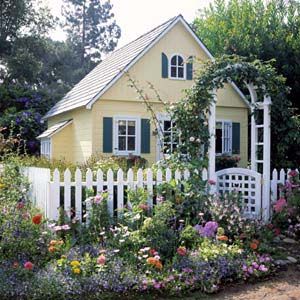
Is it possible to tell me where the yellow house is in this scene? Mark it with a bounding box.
[38,15,250,166]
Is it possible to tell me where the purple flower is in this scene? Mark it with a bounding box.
[195,221,218,237]
[252,262,259,269]
[259,264,268,272]
[182,267,193,273]
[248,267,254,274]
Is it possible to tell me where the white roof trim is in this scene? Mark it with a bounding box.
[37,120,73,139]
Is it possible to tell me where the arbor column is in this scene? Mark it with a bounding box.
[262,95,272,221]
[208,93,217,192]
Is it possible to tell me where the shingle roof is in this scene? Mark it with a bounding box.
[43,16,178,119]
[37,119,72,139]
[43,14,249,120]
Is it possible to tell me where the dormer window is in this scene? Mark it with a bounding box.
[170,54,185,79]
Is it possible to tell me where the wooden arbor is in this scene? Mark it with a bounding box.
[208,84,272,221]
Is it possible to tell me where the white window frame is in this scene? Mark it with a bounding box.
[113,116,140,156]
[156,114,178,160]
[169,53,186,80]
[40,138,52,159]
[216,120,232,155]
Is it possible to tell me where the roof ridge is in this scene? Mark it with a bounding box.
[106,15,179,58]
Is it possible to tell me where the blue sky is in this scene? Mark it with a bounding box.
[44,0,212,48]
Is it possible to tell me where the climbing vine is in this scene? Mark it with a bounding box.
[129,55,290,171]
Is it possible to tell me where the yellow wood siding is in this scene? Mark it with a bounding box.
[48,108,92,163]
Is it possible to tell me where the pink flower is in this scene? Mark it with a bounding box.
[177,246,187,256]
[24,261,33,270]
[61,224,70,230]
[17,202,25,209]
[97,254,106,265]
[208,179,216,185]
[94,194,103,204]
[274,198,287,213]
[288,170,298,177]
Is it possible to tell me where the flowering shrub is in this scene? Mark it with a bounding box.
[272,170,300,234]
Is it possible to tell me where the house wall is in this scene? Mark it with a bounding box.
[48,108,92,163]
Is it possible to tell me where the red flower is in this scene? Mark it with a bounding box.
[17,202,25,209]
[149,248,157,256]
[288,170,298,177]
[274,228,281,236]
[24,261,33,270]
[177,246,187,256]
[32,214,42,225]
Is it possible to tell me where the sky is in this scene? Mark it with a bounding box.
[44,0,212,48]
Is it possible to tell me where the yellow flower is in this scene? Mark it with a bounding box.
[73,268,81,274]
[0,183,5,189]
[70,260,80,267]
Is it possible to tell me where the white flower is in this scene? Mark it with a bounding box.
[119,239,125,243]
[154,255,160,260]
[142,254,149,258]
[196,138,201,143]
[189,137,195,142]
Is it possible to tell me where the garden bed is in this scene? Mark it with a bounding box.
[0,160,299,299]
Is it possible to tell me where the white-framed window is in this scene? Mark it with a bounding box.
[113,117,140,155]
[216,120,232,155]
[169,54,185,79]
[157,115,178,159]
[40,138,51,159]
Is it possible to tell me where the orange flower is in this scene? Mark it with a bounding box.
[217,235,229,241]
[146,257,163,270]
[32,214,42,225]
[48,246,57,253]
[250,240,259,250]
[49,240,57,246]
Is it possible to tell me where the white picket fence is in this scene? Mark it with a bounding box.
[24,167,208,221]
[22,166,298,222]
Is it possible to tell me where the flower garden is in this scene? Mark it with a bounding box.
[0,157,299,299]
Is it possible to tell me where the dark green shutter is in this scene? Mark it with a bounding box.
[161,52,168,78]
[186,56,193,80]
[141,119,150,153]
[232,122,240,154]
[103,117,113,153]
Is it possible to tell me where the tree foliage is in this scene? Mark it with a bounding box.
[62,0,121,72]
[193,0,300,167]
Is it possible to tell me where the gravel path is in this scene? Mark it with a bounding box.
[210,265,300,300]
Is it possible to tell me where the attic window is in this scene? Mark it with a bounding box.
[170,54,185,79]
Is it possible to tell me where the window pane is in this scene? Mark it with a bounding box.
[163,132,171,143]
[171,66,177,77]
[178,67,184,78]
[118,120,126,135]
[178,56,183,66]
[171,56,177,65]
[216,128,222,153]
[164,120,171,131]
[128,137,135,151]
[128,121,136,135]
[118,136,126,151]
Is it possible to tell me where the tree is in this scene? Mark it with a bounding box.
[0,0,55,58]
[62,0,121,72]
[193,0,300,167]
[193,0,300,110]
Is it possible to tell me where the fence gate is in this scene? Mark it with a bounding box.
[216,168,262,219]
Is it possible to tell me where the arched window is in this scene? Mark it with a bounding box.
[170,54,185,79]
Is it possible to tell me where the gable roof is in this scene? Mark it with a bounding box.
[37,119,72,139]
[43,15,249,120]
